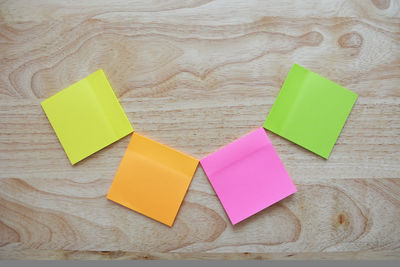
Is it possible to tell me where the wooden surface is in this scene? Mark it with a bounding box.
[1,0,400,260]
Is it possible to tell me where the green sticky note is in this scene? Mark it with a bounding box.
[41,69,133,165]
[264,64,357,159]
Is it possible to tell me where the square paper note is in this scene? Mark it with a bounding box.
[107,133,199,227]
[41,69,133,165]
[200,127,296,225]
[264,64,358,159]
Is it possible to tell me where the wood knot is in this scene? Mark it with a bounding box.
[338,32,363,48]
[338,213,346,224]
[371,0,390,10]
[300,31,324,46]
[334,213,349,228]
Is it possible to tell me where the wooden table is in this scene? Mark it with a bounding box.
[1,0,399,260]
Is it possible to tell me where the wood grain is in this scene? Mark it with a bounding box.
[1,0,399,260]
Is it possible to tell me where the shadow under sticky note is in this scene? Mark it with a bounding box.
[107,133,199,227]
[264,63,358,159]
[41,69,133,165]
[200,127,297,225]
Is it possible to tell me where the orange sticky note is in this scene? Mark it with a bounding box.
[107,133,199,226]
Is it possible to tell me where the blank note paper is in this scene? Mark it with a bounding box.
[200,127,296,225]
[107,133,199,227]
[264,64,358,159]
[41,69,133,165]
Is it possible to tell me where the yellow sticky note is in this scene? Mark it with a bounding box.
[107,133,199,226]
[41,69,133,165]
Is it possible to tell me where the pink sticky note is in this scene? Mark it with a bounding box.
[200,127,297,225]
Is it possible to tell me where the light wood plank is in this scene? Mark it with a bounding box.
[1,249,400,260]
[0,0,399,260]
[0,178,399,253]
[1,0,399,23]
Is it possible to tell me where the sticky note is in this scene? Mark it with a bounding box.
[200,127,296,225]
[41,69,133,165]
[264,64,357,159]
[107,133,199,227]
